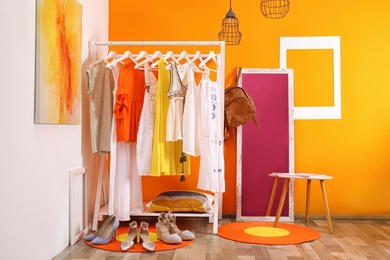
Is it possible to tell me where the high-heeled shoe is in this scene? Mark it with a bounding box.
[83,215,114,241]
[156,214,182,244]
[139,221,156,252]
[90,216,119,245]
[166,212,195,241]
[120,221,138,251]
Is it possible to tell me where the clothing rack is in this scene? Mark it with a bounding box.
[89,40,225,235]
[89,41,225,61]
[93,40,224,46]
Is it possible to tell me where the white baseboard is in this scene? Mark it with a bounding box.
[295,214,390,220]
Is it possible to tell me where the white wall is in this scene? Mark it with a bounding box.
[0,1,108,259]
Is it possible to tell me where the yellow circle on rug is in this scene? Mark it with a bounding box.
[244,226,290,237]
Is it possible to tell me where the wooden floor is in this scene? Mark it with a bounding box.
[53,217,390,260]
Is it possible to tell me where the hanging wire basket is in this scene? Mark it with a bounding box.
[218,9,242,45]
[260,0,290,19]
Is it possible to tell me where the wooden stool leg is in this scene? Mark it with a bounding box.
[320,180,334,233]
[305,179,312,223]
[274,178,290,228]
[266,177,279,216]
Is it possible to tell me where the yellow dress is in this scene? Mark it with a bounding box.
[151,59,190,176]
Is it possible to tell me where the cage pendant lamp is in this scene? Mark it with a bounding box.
[260,0,290,19]
[218,0,242,45]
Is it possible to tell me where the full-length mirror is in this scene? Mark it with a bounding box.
[236,68,294,222]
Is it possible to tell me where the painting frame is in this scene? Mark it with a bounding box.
[34,0,82,125]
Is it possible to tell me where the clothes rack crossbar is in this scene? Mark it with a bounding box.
[92,40,224,47]
[90,40,225,235]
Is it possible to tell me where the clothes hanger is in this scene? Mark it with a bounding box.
[125,49,146,69]
[104,50,122,63]
[151,50,177,68]
[176,50,191,65]
[106,50,133,69]
[118,50,134,62]
[136,50,162,70]
[164,50,178,63]
[189,50,202,64]
[188,50,203,72]
[151,50,163,60]
[104,50,124,69]
[133,50,149,63]
[188,41,204,72]
[198,50,220,72]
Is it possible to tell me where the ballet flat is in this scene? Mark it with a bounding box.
[90,216,119,245]
[120,221,138,251]
[156,214,182,244]
[83,215,114,241]
[139,221,156,252]
[166,212,195,241]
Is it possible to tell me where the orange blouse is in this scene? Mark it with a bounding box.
[114,61,145,142]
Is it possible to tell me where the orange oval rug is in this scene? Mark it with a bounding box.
[218,222,319,245]
[86,226,193,252]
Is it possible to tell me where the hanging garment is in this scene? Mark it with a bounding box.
[114,61,145,142]
[151,59,190,176]
[166,62,188,142]
[136,68,158,176]
[86,59,114,154]
[197,69,225,193]
[109,61,143,221]
[182,63,202,156]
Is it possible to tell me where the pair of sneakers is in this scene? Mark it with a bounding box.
[155,212,195,244]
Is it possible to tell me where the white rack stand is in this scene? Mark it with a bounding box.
[89,40,225,235]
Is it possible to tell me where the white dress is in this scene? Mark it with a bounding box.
[108,61,144,221]
[166,62,188,142]
[197,69,225,193]
[182,64,201,156]
[136,68,158,176]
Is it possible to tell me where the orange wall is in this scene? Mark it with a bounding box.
[109,0,390,215]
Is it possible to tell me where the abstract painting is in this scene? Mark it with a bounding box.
[35,0,82,124]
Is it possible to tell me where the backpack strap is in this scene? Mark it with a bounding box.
[224,108,230,141]
[234,67,242,86]
[224,122,230,141]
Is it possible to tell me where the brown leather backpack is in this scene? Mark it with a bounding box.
[224,68,259,140]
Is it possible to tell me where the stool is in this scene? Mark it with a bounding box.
[266,172,334,233]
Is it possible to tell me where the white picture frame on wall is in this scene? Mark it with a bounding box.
[279,36,341,120]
